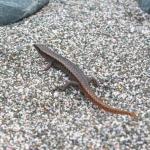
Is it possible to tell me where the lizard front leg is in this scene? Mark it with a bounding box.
[43,61,53,71]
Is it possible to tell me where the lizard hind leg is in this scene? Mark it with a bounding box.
[57,80,79,91]
[88,77,99,87]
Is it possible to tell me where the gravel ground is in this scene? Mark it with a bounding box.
[0,0,150,149]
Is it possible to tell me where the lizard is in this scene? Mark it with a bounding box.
[34,44,137,118]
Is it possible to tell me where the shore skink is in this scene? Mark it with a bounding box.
[34,44,137,118]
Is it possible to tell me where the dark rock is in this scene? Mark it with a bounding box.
[138,0,150,14]
[0,0,49,26]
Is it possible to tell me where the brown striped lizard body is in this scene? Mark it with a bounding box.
[34,44,137,118]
